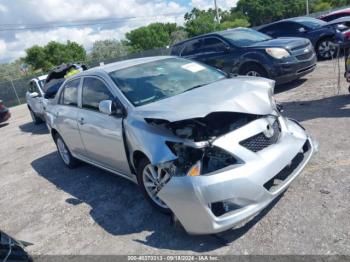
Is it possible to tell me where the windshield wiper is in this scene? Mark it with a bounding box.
[183,84,207,93]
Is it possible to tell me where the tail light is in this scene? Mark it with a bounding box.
[0,101,4,110]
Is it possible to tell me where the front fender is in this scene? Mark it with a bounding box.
[124,117,178,167]
[239,51,273,76]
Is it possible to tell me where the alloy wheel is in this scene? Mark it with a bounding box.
[142,164,170,209]
[246,71,261,77]
[57,137,70,165]
[318,40,336,59]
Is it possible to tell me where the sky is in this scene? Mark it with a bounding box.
[0,0,238,63]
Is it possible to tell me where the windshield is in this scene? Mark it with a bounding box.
[220,28,272,47]
[109,58,226,107]
[292,17,327,29]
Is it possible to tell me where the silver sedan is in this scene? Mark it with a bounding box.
[45,56,316,234]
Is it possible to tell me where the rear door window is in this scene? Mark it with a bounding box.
[202,37,227,53]
[283,22,303,35]
[82,77,114,111]
[60,78,80,106]
[260,23,284,37]
[181,39,202,56]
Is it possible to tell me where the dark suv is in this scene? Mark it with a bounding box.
[258,17,344,60]
[171,28,316,84]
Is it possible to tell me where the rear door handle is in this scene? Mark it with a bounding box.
[78,117,85,125]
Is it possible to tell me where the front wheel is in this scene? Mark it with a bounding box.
[317,39,337,60]
[137,158,171,213]
[240,64,268,78]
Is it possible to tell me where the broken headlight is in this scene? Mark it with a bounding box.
[166,142,238,177]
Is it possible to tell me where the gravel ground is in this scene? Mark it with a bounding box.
[0,60,349,255]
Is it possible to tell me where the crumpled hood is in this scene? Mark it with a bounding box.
[133,77,275,122]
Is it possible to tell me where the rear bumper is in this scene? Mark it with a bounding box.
[158,118,316,234]
[271,55,317,85]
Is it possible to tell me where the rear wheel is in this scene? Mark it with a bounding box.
[54,134,79,168]
[29,108,43,125]
[240,64,268,78]
[136,158,171,213]
[317,38,337,60]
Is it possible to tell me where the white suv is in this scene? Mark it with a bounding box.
[26,74,47,124]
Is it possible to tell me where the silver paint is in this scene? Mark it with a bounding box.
[45,56,315,234]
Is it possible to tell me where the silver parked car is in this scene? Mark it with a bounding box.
[26,74,48,124]
[45,56,316,235]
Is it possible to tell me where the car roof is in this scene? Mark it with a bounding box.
[259,16,320,29]
[172,27,248,47]
[79,56,174,75]
[321,8,350,17]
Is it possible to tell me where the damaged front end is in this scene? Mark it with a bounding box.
[141,110,315,235]
[146,112,263,178]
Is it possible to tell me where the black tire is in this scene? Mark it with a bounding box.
[136,157,171,214]
[316,38,337,60]
[54,133,79,168]
[29,108,43,125]
[239,63,268,78]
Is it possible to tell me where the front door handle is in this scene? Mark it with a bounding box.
[78,117,85,125]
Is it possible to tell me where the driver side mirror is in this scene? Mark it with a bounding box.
[30,92,40,98]
[99,100,113,115]
[99,99,126,118]
[224,45,231,52]
[298,27,307,33]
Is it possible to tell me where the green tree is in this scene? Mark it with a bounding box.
[235,0,286,26]
[90,39,129,61]
[184,8,217,37]
[24,45,51,71]
[183,7,250,37]
[0,60,26,81]
[218,19,250,30]
[170,29,188,45]
[283,0,306,18]
[24,41,86,71]
[125,23,179,51]
[312,1,333,12]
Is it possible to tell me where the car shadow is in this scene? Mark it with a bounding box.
[31,152,283,252]
[0,122,9,128]
[281,94,350,122]
[19,122,49,135]
[275,78,307,94]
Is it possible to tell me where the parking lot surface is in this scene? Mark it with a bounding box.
[0,60,349,255]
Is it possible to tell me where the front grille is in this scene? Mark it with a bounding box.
[291,43,309,51]
[240,119,280,152]
[263,140,311,192]
[296,51,313,61]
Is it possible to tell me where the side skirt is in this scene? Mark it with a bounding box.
[73,154,138,184]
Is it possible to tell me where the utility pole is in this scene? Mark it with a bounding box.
[214,0,220,23]
[306,0,309,15]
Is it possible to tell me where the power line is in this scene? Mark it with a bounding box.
[0,12,185,32]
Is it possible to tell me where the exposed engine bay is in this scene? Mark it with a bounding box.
[146,112,261,142]
[146,112,262,176]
